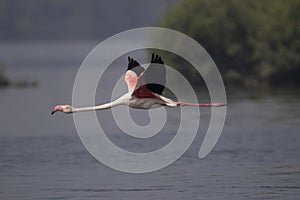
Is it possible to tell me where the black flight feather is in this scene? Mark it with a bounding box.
[144,54,166,95]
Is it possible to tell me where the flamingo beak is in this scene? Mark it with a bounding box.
[51,105,63,115]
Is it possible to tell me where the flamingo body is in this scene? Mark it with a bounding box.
[51,54,226,115]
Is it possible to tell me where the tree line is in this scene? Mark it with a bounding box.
[161,0,300,87]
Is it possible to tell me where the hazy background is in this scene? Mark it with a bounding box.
[0,0,299,199]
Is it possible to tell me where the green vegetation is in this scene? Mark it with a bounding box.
[0,64,37,88]
[0,66,10,87]
[161,0,300,87]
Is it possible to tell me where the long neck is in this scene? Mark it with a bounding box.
[72,94,129,113]
[72,102,115,113]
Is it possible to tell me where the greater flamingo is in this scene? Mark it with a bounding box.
[51,54,225,115]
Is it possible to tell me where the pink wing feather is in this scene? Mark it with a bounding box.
[125,70,138,93]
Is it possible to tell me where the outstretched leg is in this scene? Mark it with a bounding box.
[176,102,226,107]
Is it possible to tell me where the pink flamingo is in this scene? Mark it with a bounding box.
[51,54,225,115]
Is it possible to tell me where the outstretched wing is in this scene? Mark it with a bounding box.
[144,54,166,95]
[125,57,145,93]
[126,57,144,76]
[127,54,166,98]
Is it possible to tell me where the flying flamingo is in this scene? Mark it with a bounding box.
[51,54,225,115]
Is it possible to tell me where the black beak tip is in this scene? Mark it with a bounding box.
[51,111,55,115]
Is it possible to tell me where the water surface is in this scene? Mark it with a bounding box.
[0,42,299,200]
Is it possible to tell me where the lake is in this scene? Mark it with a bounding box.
[0,42,299,199]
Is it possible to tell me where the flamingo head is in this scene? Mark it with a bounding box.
[51,105,73,115]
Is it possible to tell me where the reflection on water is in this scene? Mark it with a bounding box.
[0,42,299,199]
